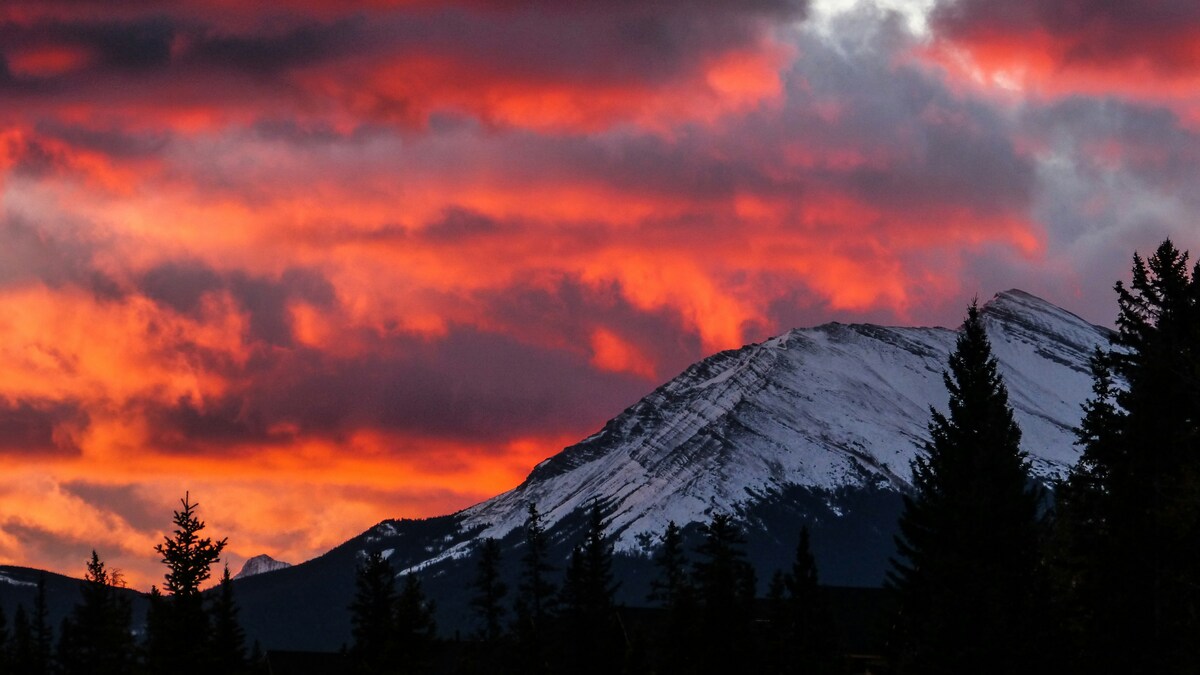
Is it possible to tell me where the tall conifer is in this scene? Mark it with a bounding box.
[887,301,1042,674]
[469,538,507,642]
[1058,240,1200,672]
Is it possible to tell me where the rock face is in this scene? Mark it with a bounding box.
[232,289,1112,649]
[234,554,292,580]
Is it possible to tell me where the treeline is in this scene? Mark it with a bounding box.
[0,493,262,675]
[889,238,1200,673]
[348,238,1200,675]
[349,502,842,675]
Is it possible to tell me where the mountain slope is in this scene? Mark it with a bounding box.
[234,289,1110,648]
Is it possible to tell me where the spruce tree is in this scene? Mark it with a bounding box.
[11,604,33,675]
[1057,240,1200,672]
[561,503,620,675]
[692,514,756,675]
[149,492,227,675]
[0,602,9,673]
[31,576,51,675]
[210,566,248,673]
[648,521,695,675]
[514,503,555,674]
[349,550,399,674]
[887,301,1042,674]
[59,551,134,675]
[469,538,507,642]
[394,574,436,673]
[783,527,838,674]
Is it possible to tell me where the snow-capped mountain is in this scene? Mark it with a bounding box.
[234,554,292,579]
[404,290,1105,568]
[233,289,1111,649]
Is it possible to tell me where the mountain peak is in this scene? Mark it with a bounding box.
[235,554,292,580]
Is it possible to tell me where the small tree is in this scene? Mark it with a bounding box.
[148,492,227,675]
[394,574,436,672]
[692,514,756,675]
[58,551,134,675]
[469,538,507,642]
[887,302,1042,674]
[783,527,839,674]
[514,503,556,674]
[210,566,248,673]
[31,576,52,675]
[561,503,620,675]
[349,550,399,673]
[649,521,695,675]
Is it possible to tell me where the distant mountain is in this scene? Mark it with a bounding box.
[234,554,292,580]
[229,290,1112,650]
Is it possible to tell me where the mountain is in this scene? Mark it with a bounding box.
[234,554,292,580]
[232,289,1109,649]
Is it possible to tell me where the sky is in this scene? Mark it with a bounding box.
[2,0,1199,589]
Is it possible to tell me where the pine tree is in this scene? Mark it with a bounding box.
[148,492,228,675]
[0,602,9,673]
[394,574,436,673]
[58,551,134,675]
[887,301,1042,674]
[210,566,248,673]
[648,521,695,675]
[783,527,838,674]
[513,502,554,643]
[349,550,399,674]
[31,576,51,675]
[469,538,507,642]
[561,503,620,675]
[692,514,756,675]
[1057,240,1200,672]
[11,604,33,675]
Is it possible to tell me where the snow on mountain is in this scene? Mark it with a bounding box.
[399,290,1109,571]
[235,554,292,580]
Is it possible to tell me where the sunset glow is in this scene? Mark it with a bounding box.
[2,0,1199,588]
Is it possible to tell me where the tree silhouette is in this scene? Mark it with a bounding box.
[514,503,556,674]
[649,520,695,675]
[561,503,620,675]
[394,574,436,673]
[349,549,399,674]
[147,492,228,675]
[58,551,134,675]
[210,566,248,673]
[1057,240,1200,672]
[887,301,1043,674]
[469,538,507,642]
[692,514,756,675]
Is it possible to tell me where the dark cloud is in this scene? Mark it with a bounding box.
[34,120,169,159]
[61,481,165,532]
[0,399,86,455]
[0,215,119,299]
[137,261,336,346]
[932,0,1200,73]
[141,322,652,451]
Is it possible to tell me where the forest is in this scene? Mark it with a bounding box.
[1,239,1198,674]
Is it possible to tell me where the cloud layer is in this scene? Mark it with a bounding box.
[0,0,1197,586]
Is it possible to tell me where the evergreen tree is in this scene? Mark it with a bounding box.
[648,521,695,675]
[394,574,436,673]
[513,503,555,674]
[692,514,756,675]
[58,550,134,675]
[1057,240,1200,672]
[513,499,554,638]
[30,576,51,675]
[349,550,399,674]
[561,503,620,675]
[469,538,507,642]
[11,604,34,675]
[782,527,838,674]
[887,301,1043,674]
[0,603,9,673]
[148,492,228,675]
[210,566,248,673]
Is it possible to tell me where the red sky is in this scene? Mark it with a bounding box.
[2,0,1199,588]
